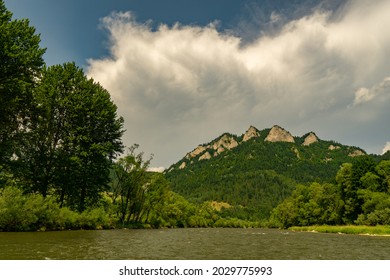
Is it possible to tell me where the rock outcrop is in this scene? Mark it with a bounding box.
[186,145,207,159]
[172,124,369,172]
[265,125,295,143]
[184,134,239,162]
[212,134,238,151]
[242,126,260,142]
[328,145,340,150]
[348,149,365,157]
[303,132,319,146]
[199,152,212,161]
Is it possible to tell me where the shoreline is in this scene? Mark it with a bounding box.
[289,225,390,236]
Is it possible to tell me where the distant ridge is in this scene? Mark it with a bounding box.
[165,125,379,221]
[168,124,366,171]
[165,124,369,220]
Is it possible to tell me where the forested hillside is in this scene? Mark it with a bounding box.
[165,125,370,220]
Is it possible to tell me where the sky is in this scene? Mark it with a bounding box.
[4,0,390,169]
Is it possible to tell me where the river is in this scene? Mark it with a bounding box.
[0,228,389,260]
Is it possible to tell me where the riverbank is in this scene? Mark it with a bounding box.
[289,225,390,236]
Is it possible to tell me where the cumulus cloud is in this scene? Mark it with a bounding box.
[382,142,390,155]
[87,0,390,167]
[353,77,390,106]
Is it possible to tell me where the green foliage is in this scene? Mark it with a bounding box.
[269,183,344,228]
[338,157,389,223]
[170,168,296,221]
[110,145,171,226]
[356,189,390,225]
[0,185,114,231]
[0,165,15,188]
[1,3,124,213]
[289,225,390,235]
[376,160,390,191]
[272,159,390,228]
[12,63,124,211]
[0,0,45,164]
[156,191,196,228]
[149,191,259,228]
[381,151,390,161]
[0,186,40,231]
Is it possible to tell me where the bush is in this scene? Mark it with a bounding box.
[0,186,40,231]
[79,207,113,229]
[356,209,390,226]
[0,186,114,231]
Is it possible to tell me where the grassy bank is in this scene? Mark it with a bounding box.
[289,225,390,236]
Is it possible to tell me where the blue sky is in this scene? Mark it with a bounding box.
[4,0,271,66]
[4,0,390,168]
[4,0,335,66]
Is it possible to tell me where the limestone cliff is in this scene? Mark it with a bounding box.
[179,162,186,169]
[184,134,239,164]
[212,134,238,152]
[348,149,366,157]
[242,126,260,142]
[265,125,295,143]
[186,145,207,159]
[328,145,340,150]
[199,151,212,160]
[302,132,319,146]
[174,124,368,171]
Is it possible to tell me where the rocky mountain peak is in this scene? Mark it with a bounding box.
[171,124,370,173]
[303,132,319,146]
[212,134,238,155]
[213,134,238,149]
[186,145,207,159]
[242,125,260,142]
[184,133,239,163]
[265,125,295,143]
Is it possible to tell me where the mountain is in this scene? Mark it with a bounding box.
[165,125,367,220]
[167,125,366,179]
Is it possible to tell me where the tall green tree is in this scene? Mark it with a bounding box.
[0,0,45,166]
[270,182,343,228]
[17,63,124,211]
[110,144,153,225]
[376,160,390,192]
[337,156,376,223]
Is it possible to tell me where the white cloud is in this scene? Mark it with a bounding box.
[382,142,390,155]
[353,77,390,106]
[87,0,390,167]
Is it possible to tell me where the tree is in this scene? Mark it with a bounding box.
[360,172,381,192]
[336,162,358,223]
[351,156,376,189]
[141,173,170,224]
[356,189,390,225]
[270,182,343,228]
[0,0,45,166]
[376,160,390,192]
[110,144,153,225]
[16,63,124,211]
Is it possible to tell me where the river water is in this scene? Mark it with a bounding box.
[0,228,389,260]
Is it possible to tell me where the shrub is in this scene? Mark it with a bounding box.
[0,186,42,231]
[0,186,114,231]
